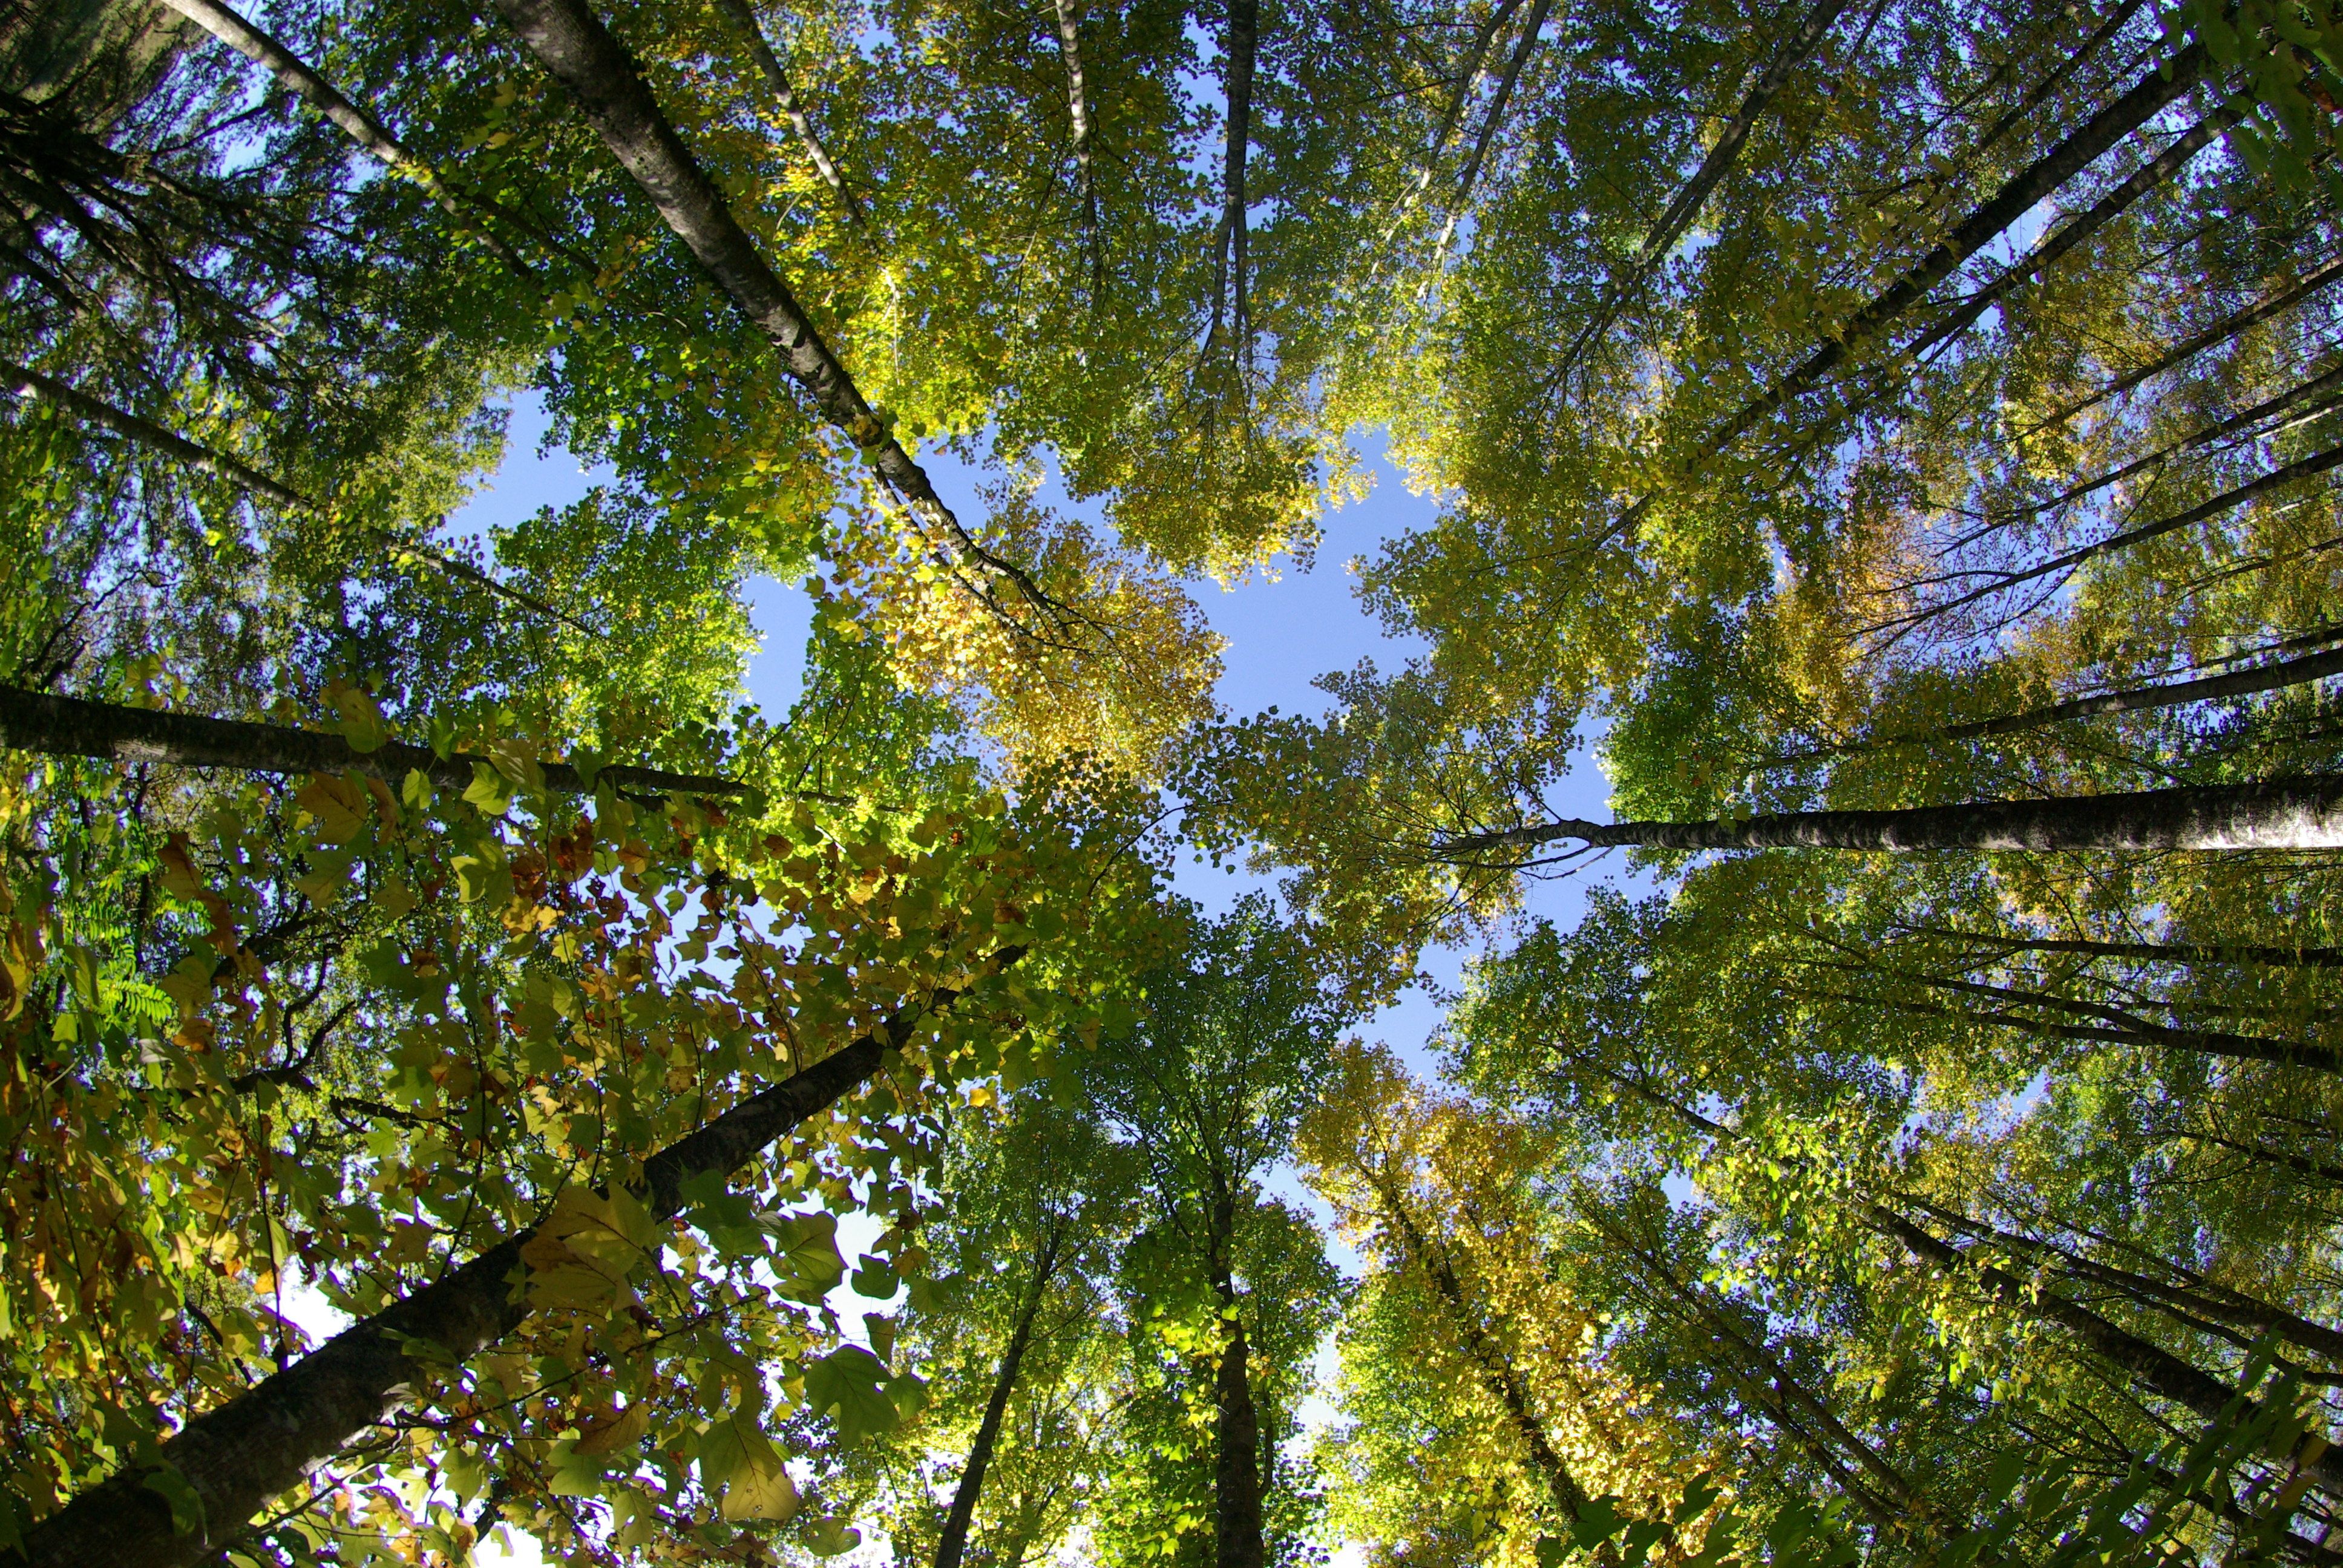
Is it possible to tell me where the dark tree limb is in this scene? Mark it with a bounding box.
[491,0,1068,624]
[933,1227,1064,1568]
[157,0,534,273]
[1884,437,2343,632]
[710,0,867,229]
[1556,0,1855,380]
[1771,643,2343,764]
[1867,1203,2343,1499]
[7,956,1021,1568]
[0,685,749,800]
[1441,774,2343,860]
[4,358,603,639]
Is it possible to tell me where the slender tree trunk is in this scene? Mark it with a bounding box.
[1556,0,1852,377]
[1898,436,2343,627]
[1776,643,2343,762]
[1366,1171,1598,1523]
[1440,0,1549,230]
[1208,1183,1266,1568]
[1622,1233,1928,1523]
[1896,102,2241,368]
[489,0,1059,618]
[5,358,600,637]
[1887,925,2343,970]
[1866,1203,2343,1498]
[1896,1193,2343,1364]
[156,0,531,272]
[4,958,1020,1568]
[2183,1129,2343,1187]
[1820,981,2343,1074]
[1206,0,1257,364]
[934,1230,1063,1568]
[1443,774,2343,860]
[0,685,746,799]
[2027,250,2343,437]
[1049,0,1098,281]
[709,0,865,228]
[1700,39,2210,451]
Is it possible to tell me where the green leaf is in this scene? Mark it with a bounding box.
[463,761,514,818]
[803,1345,902,1444]
[141,1465,206,1538]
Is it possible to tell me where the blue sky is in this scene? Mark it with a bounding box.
[451,394,1647,1076]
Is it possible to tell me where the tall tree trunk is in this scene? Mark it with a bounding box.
[1207,0,1257,364]
[1209,1183,1266,1568]
[1896,1195,2343,1364]
[1866,1203,2343,1499]
[1775,643,2343,762]
[709,0,865,228]
[0,685,745,799]
[4,959,1020,1568]
[4,359,600,637]
[1699,39,2210,451]
[1365,1169,1598,1523]
[1892,436,2343,629]
[156,0,531,272]
[1443,774,2343,860]
[934,1229,1063,1568]
[1556,0,1853,377]
[489,0,1063,621]
[1049,0,1098,283]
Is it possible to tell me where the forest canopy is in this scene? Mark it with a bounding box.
[5,0,2343,1564]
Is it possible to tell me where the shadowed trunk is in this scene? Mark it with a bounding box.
[6,955,1021,1568]
[934,1229,1064,1568]
[1366,1169,1596,1523]
[156,0,530,270]
[710,0,864,227]
[0,685,746,799]
[1209,1183,1266,1568]
[1443,775,2343,860]
[1777,643,2343,762]
[1867,1203,2343,1499]
[489,0,1061,618]
[1557,0,1852,376]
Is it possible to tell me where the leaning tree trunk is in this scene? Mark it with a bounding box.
[5,961,1017,1568]
[0,686,744,799]
[934,1230,1063,1568]
[1867,1203,2343,1500]
[1443,775,2343,860]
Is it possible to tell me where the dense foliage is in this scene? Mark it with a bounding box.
[5,0,2343,1564]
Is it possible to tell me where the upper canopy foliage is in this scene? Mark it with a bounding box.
[5,0,2343,1563]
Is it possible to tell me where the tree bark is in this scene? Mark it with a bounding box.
[0,685,747,799]
[709,0,865,228]
[2025,250,2343,438]
[156,0,531,272]
[1209,1183,1266,1568]
[1775,643,2343,763]
[1895,101,2241,370]
[1556,0,1853,377]
[1897,436,2343,627]
[1890,927,2343,969]
[1896,1194,2343,1364]
[1867,1203,2343,1499]
[5,956,1020,1568]
[1368,1171,1596,1523]
[1442,774,2343,860]
[1207,0,1258,361]
[934,1229,1063,1568]
[1818,984,2343,1075]
[1697,39,2210,454]
[1050,0,1097,269]
[488,0,1055,615]
[5,358,601,637]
